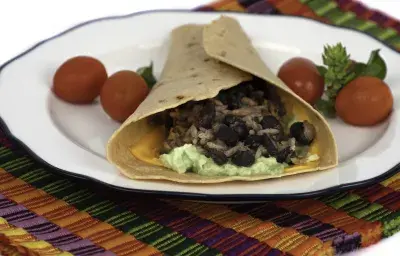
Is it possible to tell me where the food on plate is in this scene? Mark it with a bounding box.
[279,43,392,126]
[335,76,393,126]
[106,16,338,183]
[100,70,149,123]
[277,57,324,105]
[52,56,108,104]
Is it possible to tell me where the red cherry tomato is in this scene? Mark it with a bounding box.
[53,56,108,104]
[335,76,393,126]
[100,70,149,123]
[278,57,324,105]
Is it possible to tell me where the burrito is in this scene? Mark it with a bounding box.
[106,16,338,183]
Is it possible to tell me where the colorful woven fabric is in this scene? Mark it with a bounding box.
[1,0,400,255]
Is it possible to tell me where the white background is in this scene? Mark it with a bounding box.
[0,0,399,255]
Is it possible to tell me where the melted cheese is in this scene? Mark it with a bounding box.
[130,126,164,166]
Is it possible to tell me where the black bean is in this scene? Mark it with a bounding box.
[235,81,249,94]
[206,148,228,165]
[244,135,263,149]
[218,92,229,105]
[275,101,286,117]
[237,91,246,101]
[232,81,254,98]
[231,150,255,167]
[226,84,249,110]
[164,115,173,136]
[290,121,316,146]
[263,134,278,157]
[261,115,284,140]
[245,84,255,97]
[250,90,265,104]
[258,84,285,115]
[253,82,286,115]
[223,114,240,126]
[277,147,294,163]
[235,118,246,125]
[198,101,215,129]
[264,84,280,101]
[232,122,249,140]
[227,94,241,110]
[260,115,281,129]
[215,124,239,146]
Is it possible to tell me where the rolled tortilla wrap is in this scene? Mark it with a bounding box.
[106,16,338,183]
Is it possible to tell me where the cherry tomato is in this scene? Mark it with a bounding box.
[335,76,393,126]
[278,57,324,105]
[100,70,149,123]
[53,56,108,104]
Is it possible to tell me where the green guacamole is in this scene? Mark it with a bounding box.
[160,144,285,177]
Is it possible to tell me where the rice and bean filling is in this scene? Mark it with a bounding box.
[152,77,317,167]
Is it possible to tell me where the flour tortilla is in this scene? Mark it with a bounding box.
[106,16,338,183]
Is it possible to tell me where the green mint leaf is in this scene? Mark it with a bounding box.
[137,62,157,88]
[363,49,387,80]
[316,65,327,77]
[315,99,336,118]
[343,62,366,84]
[352,63,367,76]
[343,72,357,85]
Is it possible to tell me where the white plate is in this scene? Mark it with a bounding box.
[0,10,399,201]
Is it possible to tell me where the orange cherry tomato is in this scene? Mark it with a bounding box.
[335,76,393,126]
[100,70,149,123]
[278,57,325,105]
[53,56,108,104]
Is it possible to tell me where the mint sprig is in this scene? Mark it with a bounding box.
[137,62,157,88]
[322,43,353,101]
[363,49,387,80]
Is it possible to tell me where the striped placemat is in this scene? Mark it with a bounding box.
[1,0,400,255]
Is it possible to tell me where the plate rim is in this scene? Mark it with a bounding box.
[1,9,399,201]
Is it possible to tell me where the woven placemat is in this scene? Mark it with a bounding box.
[1,0,400,255]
